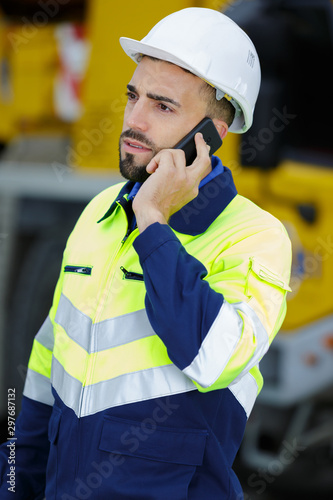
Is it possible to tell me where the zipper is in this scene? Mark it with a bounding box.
[77,201,138,411]
[120,266,144,281]
[64,265,92,275]
[79,227,139,402]
[75,200,139,477]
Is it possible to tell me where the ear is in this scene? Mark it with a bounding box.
[212,118,228,140]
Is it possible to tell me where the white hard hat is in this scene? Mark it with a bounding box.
[119,7,261,133]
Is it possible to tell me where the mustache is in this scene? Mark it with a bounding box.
[120,129,156,150]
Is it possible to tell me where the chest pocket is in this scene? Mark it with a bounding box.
[64,265,92,276]
[120,266,144,281]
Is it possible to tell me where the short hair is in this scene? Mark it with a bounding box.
[200,82,236,128]
[141,55,235,127]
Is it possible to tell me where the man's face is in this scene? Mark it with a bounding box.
[119,57,207,183]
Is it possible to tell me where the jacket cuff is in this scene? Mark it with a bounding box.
[133,222,180,262]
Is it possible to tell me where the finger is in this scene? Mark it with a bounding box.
[146,150,169,173]
[146,156,159,174]
[170,148,186,169]
[187,133,211,176]
[194,132,211,161]
[146,148,185,174]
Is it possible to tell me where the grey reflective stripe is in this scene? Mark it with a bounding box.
[93,309,155,350]
[35,315,54,351]
[182,301,268,388]
[231,301,269,375]
[51,356,196,418]
[182,301,242,387]
[55,294,91,351]
[51,294,262,417]
[23,368,54,406]
[228,370,258,418]
[55,293,155,352]
[51,357,82,415]
[82,365,195,416]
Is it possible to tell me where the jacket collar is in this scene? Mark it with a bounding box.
[97,182,135,223]
[98,156,237,235]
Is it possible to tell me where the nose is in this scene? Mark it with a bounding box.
[125,99,149,132]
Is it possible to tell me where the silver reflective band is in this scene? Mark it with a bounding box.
[55,294,156,353]
[23,359,258,418]
[182,301,268,388]
[23,368,54,407]
[232,301,269,375]
[51,356,196,417]
[182,301,242,387]
[31,295,265,418]
[35,315,54,351]
[55,294,91,351]
[229,369,258,418]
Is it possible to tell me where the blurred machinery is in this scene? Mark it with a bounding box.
[221,0,333,497]
[0,0,332,497]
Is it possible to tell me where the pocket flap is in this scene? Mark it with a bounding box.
[250,257,292,292]
[99,416,208,466]
[48,406,62,445]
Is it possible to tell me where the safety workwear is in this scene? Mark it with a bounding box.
[0,156,291,499]
[120,7,261,133]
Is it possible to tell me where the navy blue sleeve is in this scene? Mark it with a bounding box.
[133,222,224,370]
[0,396,52,499]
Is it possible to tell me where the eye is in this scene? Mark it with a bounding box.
[126,91,137,102]
[158,102,172,113]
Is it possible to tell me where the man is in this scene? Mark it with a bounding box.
[0,7,292,499]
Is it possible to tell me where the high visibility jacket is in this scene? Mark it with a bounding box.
[0,157,292,499]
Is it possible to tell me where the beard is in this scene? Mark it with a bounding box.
[119,154,151,183]
[119,129,159,183]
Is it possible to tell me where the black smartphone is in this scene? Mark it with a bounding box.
[173,117,222,166]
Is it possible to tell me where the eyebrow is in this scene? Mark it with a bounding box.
[127,84,181,108]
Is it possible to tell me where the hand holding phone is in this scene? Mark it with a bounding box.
[134,118,221,231]
[173,117,222,166]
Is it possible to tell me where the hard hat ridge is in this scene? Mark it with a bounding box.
[119,7,261,133]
